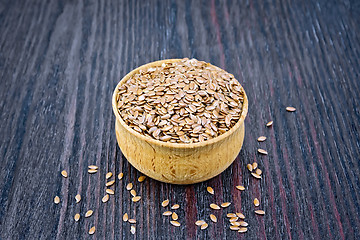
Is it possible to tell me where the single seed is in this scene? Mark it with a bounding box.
[130,226,136,234]
[286,106,296,112]
[88,165,98,170]
[161,199,170,207]
[210,203,221,210]
[170,221,181,227]
[195,220,206,226]
[207,186,214,195]
[138,175,146,182]
[102,194,109,203]
[227,213,237,218]
[106,172,113,179]
[238,227,248,233]
[106,180,115,187]
[266,121,273,127]
[163,211,172,216]
[229,217,238,222]
[247,164,253,172]
[231,221,241,226]
[255,210,265,215]
[129,219,136,223]
[257,149,268,155]
[239,221,249,227]
[236,185,245,191]
[201,223,208,230]
[123,213,129,222]
[210,214,217,222]
[221,202,231,208]
[88,169,98,174]
[61,170,68,178]
[130,189,136,197]
[171,204,180,210]
[54,196,60,204]
[74,213,80,222]
[251,172,262,179]
[85,210,93,218]
[132,196,141,202]
[230,226,240,231]
[236,212,245,219]
[254,198,260,207]
[172,212,178,220]
[126,183,133,190]
[256,168,262,175]
[106,189,115,195]
[89,226,96,235]
[118,172,124,180]
[75,194,81,203]
[257,136,267,142]
[252,162,258,170]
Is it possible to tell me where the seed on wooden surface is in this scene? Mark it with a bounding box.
[256,169,262,175]
[247,164,253,172]
[227,213,237,218]
[130,226,136,234]
[252,162,258,170]
[266,121,273,127]
[286,106,296,112]
[89,226,96,235]
[255,210,265,215]
[171,204,180,210]
[138,175,146,182]
[129,218,136,223]
[258,149,268,155]
[54,196,60,204]
[257,136,267,142]
[161,199,170,207]
[207,186,214,195]
[239,221,248,227]
[195,220,206,226]
[210,203,221,210]
[238,227,248,233]
[118,172,123,180]
[210,214,217,222]
[236,212,245,219]
[230,226,240,231]
[126,183,133,190]
[74,213,80,222]
[130,189,136,197]
[75,194,81,203]
[106,189,115,195]
[106,172,113,179]
[229,217,238,222]
[88,165,98,170]
[231,221,241,226]
[132,196,141,202]
[236,185,245,191]
[88,169,98,174]
[251,172,262,179]
[61,170,68,178]
[106,180,115,187]
[163,211,172,216]
[123,213,128,222]
[102,194,109,203]
[172,212,178,220]
[170,221,181,227]
[254,198,260,207]
[201,223,208,230]
[221,202,231,208]
[85,210,93,218]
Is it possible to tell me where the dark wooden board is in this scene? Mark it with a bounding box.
[0,0,359,239]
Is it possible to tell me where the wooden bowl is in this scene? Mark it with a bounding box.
[112,59,248,184]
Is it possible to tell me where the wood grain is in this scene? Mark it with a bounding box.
[0,0,359,239]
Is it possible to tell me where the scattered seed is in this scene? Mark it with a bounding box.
[247,164,253,172]
[54,196,60,204]
[89,226,96,235]
[85,210,93,218]
[266,121,273,127]
[236,185,245,191]
[61,170,68,178]
[172,212,178,220]
[231,221,241,226]
[239,221,248,227]
[106,189,115,195]
[118,172,124,180]
[88,165,98,170]
[256,169,262,175]
[257,136,267,142]
[257,149,268,155]
[88,169,98,174]
[102,194,109,203]
[106,180,115,187]
[106,172,113,179]
[252,162,258,170]
[238,227,248,233]
[195,220,206,226]
[170,221,181,227]
[171,204,180,210]
[210,214,217,222]
[286,106,296,112]
[210,203,221,210]
[75,194,81,203]
[254,198,260,207]
[126,183,133,190]
[207,186,214,195]
[130,189,136,197]
[251,172,262,179]
[161,199,170,207]
[236,212,245,219]
[229,217,238,222]
[255,210,265,215]
[221,202,231,208]
[138,175,146,182]
[132,196,141,202]
[129,219,136,223]
[201,223,208,230]
[163,211,172,216]
[227,213,237,218]
[74,213,80,222]
[123,213,129,222]
[130,226,136,234]
[230,226,240,231]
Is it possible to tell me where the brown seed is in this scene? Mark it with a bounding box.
[88,165,98,170]
[130,226,136,234]
[230,226,240,231]
[238,227,248,233]
[266,121,273,127]
[126,183,133,190]
[210,214,217,222]
[106,189,115,195]
[207,186,214,195]
[170,221,181,227]
[195,220,206,226]
[236,185,245,191]
[227,213,237,218]
[88,169,98,174]
[102,194,109,203]
[251,172,262,179]
[118,172,124,180]
[132,196,141,202]
[210,203,221,210]
[221,202,231,208]
[255,210,265,215]
[258,149,268,155]
[201,223,208,230]
[74,213,80,222]
[236,212,245,219]
[171,204,180,210]
[252,162,258,170]
[130,189,136,197]
[106,172,113,179]
[161,199,170,207]
[89,226,96,235]
[172,212,178,220]
[286,106,296,112]
[75,194,81,203]
[231,221,241,226]
[138,175,146,182]
[256,169,262,175]
[254,198,260,207]
[163,211,172,216]
[61,170,68,178]
[54,196,60,204]
[257,136,267,142]
[129,218,137,223]
[247,164,253,172]
[239,221,248,227]
[229,217,238,222]
[106,180,115,187]
[123,213,129,222]
[85,210,93,218]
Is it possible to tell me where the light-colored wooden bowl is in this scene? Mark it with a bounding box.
[112,59,248,184]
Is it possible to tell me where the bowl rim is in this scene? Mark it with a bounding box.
[112,59,248,149]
